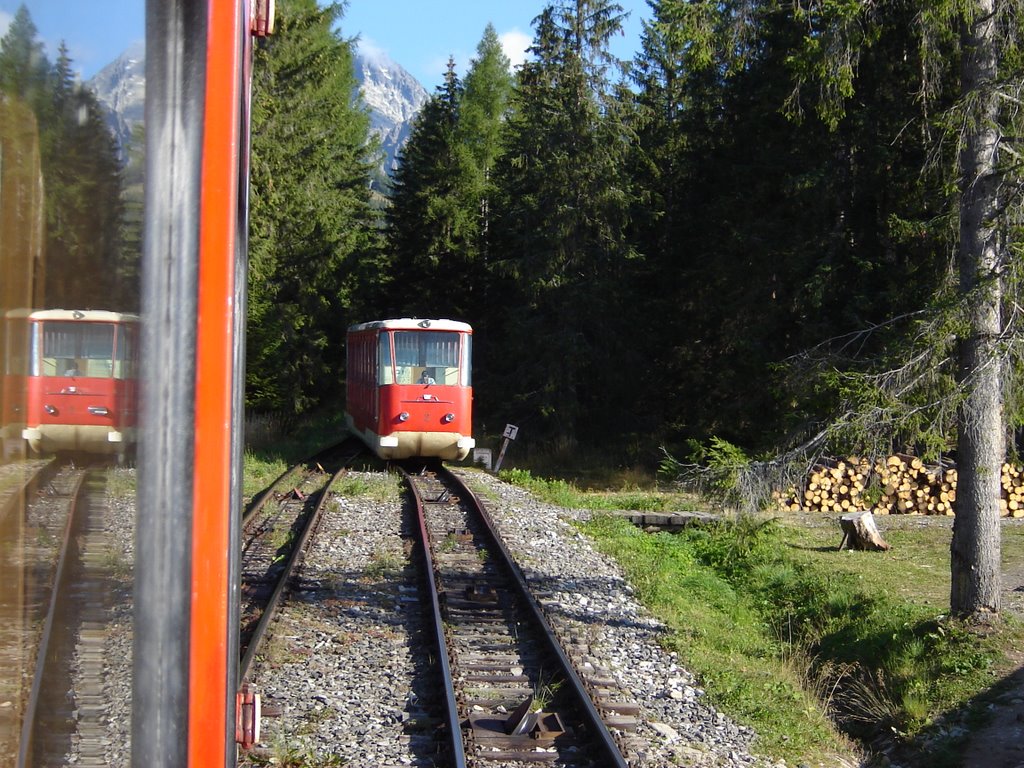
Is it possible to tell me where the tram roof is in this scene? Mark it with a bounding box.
[10,309,140,323]
[348,318,472,333]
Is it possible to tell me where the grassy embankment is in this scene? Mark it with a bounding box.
[498,466,1024,767]
[241,412,350,503]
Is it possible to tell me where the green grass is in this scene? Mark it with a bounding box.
[498,466,686,511]
[583,514,1024,763]
[501,468,1024,766]
[492,440,663,490]
[243,411,349,502]
[242,452,289,502]
[243,734,347,768]
[581,514,850,762]
[331,472,400,502]
[364,546,404,580]
[105,466,137,500]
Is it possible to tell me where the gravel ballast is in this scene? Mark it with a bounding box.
[244,469,788,767]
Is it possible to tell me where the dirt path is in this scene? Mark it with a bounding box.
[959,535,1024,768]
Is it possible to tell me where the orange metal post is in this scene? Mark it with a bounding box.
[188,0,246,764]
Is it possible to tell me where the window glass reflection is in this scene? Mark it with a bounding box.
[0,2,143,763]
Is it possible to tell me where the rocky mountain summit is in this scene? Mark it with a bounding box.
[88,44,426,177]
[353,46,429,174]
[89,41,146,160]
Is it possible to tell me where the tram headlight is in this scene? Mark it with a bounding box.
[398,412,410,422]
[44,404,58,415]
[442,413,455,423]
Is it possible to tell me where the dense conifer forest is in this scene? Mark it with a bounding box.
[0,6,132,310]
[248,0,1023,478]
[4,0,1021,618]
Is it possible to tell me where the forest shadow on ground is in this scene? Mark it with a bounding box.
[882,654,1024,768]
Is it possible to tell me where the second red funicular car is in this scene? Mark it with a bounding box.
[19,309,138,458]
[346,318,474,460]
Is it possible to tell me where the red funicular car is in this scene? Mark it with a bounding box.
[346,318,474,460]
[19,309,138,458]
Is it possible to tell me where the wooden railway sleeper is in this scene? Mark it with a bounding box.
[464,582,497,602]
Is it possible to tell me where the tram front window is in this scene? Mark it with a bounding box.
[394,330,463,385]
[38,322,115,377]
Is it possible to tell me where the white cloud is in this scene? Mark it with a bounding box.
[356,35,391,64]
[499,29,531,70]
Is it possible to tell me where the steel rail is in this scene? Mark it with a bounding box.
[242,438,365,528]
[239,463,348,681]
[0,457,59,529]
[16,469,88,768]
[397,466,468,768]
[442,466,629,768]
[242,465,298,528]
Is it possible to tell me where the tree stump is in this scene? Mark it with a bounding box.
[838,511,890,551]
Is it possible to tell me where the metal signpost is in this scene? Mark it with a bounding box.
[494,424,518,472]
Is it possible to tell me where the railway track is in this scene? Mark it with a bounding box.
[240,460,759,766]
[239,440,366,681]
[5,450,638,767]
[402,461,632,767]
[0,460,126,768]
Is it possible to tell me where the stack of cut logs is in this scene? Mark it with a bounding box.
[776,455,1024,517]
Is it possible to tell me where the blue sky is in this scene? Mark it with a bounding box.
[0,1,145,79]
[344,0,652,88]
[0,0,651,86]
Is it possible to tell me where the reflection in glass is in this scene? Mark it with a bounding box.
[0,3,142,764]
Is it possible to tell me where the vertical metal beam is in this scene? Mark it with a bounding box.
[132,0,207,764]
[189,0,249,763]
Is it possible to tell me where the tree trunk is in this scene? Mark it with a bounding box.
[950,0,1003,620]
[839,511,890,551]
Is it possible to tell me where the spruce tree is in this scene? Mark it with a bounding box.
[646,0,1022,620]
[0,6,49,106]
[118,123,146,311]
[248,0,382,415]
[386,59,477,319]
[0,13,125,310]
[946,0,1014,619]
[458,24,513,263]
[491,1,636,445]
[631,0,952,448]
[772,0,1021,620]
[46,43,125,308]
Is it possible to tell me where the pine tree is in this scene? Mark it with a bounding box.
[385,58,478,319]
[458,24,514,263]
[248,0,382,414]
[491,1,636,444]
